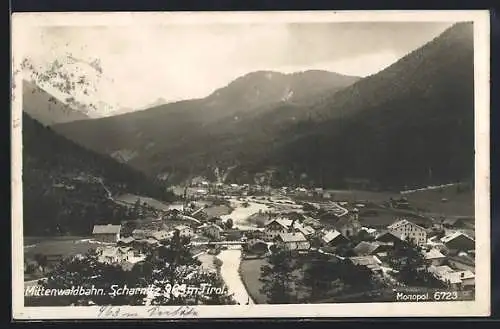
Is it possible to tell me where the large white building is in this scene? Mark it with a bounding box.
[387,219,427,246]
[263,218,293,241]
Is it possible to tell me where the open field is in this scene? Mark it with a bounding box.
[114,193,171,211]
[24,235,90,246]
[357,207,434,228]
[24,236,103,281]
[204,205,233,218]
[296,187,473,218]
[239,258,268,304]
[404,186,474,218]
[310,187,473,228]
[24,236,103,260]
[308,190,398,203]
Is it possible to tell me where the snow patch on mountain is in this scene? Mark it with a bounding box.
[20,55,121,118]
[110,149,139,163]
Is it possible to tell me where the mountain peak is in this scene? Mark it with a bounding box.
[20,55,119,119]
[22,79,91,125]
[205,69,360,110]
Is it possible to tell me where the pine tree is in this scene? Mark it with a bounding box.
[301,253,332,301]
[225,218,234,229]
[259,249,298,304]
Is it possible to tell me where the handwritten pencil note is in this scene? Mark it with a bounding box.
[97,306,200,319]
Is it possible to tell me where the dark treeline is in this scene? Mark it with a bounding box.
[157,23,475,191]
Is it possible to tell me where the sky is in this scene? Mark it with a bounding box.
[22,21,454,112]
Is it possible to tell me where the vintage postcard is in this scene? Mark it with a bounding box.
[11,10,490,319]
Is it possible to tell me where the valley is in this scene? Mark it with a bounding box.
[44,23,474,191]
[18,21,477,307]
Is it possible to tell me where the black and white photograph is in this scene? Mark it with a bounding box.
[11,11,490,319]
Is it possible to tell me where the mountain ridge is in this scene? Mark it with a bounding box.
[51,22,474,190]
[139,22,475,189]
[51,69,360,165]
[230,22,475,189]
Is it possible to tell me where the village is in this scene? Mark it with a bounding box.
[24,179,476,304]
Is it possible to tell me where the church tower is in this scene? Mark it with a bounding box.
[351,207,359,221]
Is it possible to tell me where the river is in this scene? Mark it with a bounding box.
[216,199,270,304]
[216,247,254,305]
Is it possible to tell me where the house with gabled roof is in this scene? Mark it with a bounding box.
[96,246,120,264]
[375,230,404,245]
[151,230,174,242]
[387,219,427,246]
[174,224,194,238]
[321,230,349,247]
[263,217,293,241]
[440,231,475,254]
[92,224,121,243]
[349,255,383,274]
[276,232,310,251]
[447,252,475,272]
[117,236,135,245]
[353,241,392,258]
[423,248,447,266]
[428,265,475,289]
[131,229,155,240]
[295,224,315,238]
[200,223,224,240]
[97,245,138,264]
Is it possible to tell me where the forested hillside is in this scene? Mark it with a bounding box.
[49,23,475,191]
[23,113,175,236]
